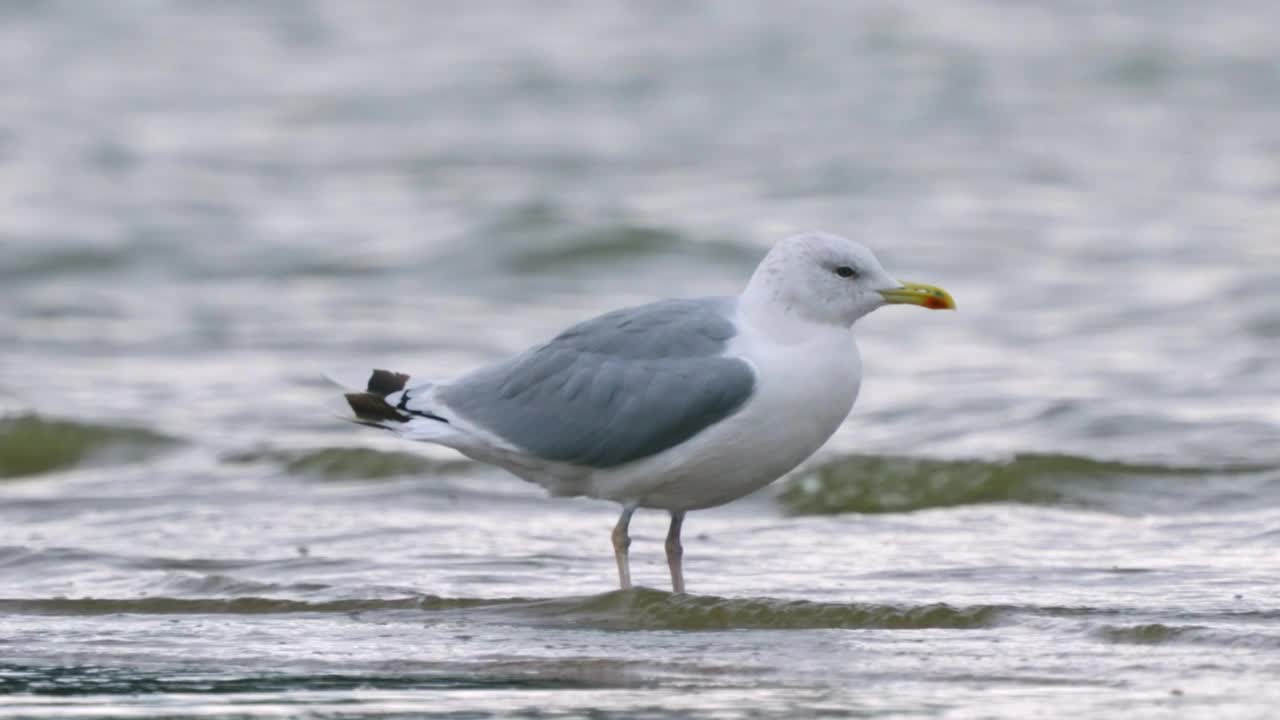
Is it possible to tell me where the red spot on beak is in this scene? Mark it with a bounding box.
[922,296,948,310]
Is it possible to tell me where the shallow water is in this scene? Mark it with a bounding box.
[3,1,1280,718]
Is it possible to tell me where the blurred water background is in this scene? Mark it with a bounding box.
[2,1,1280,718]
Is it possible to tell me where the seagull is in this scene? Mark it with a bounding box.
[341,232,954,592]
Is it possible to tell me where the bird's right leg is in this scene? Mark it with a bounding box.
[665,511,686,594]
[611,504,638,590]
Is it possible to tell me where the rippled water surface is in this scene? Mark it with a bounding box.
[3,1,1280,718]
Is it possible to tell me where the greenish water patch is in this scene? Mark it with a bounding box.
[0,414,179,479]
[0,590,999,631]
[779,453,1275,515]
[1,245,132,280]
[1096,623,1194,645]
[504,225,757,274]
[512,588,1000,631]
[222,446,470,480]
[1095,623,1280,649]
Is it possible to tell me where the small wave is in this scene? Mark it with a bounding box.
[222,446,469,480]
[1,246,134,280]
[511,588,1000,631]
[465,209,759,276]
[505,225,755,274]
[0,414,179,479]
[1096,623,1193,644]
[156,573,335,597]
[1096,623,1280,649]
[0,589,1000,631]
[778,453,1277,515]
[0,663,594,695]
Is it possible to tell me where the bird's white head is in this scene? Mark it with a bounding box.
[743,232,956,327]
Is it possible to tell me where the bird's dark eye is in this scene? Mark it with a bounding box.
[835,266,857,278]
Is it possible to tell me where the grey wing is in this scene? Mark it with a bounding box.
[437,297,756,469]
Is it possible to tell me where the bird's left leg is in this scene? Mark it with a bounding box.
[611,504,638,590]
[665,511,686,593]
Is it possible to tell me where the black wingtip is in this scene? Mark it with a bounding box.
[367,369,410,396]
[345,392,408,423]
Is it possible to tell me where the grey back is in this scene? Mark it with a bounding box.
[439,297,756,468]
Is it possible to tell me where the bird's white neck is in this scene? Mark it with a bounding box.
[738,277,853,345]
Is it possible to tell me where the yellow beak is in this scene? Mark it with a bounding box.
[877,281,956,310]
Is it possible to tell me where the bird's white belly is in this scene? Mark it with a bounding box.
[585,328,863,511]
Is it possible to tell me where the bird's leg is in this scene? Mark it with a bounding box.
[611,504,637,590]
[665,511,686,594]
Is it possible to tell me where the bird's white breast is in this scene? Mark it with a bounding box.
[585,312,863,511]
